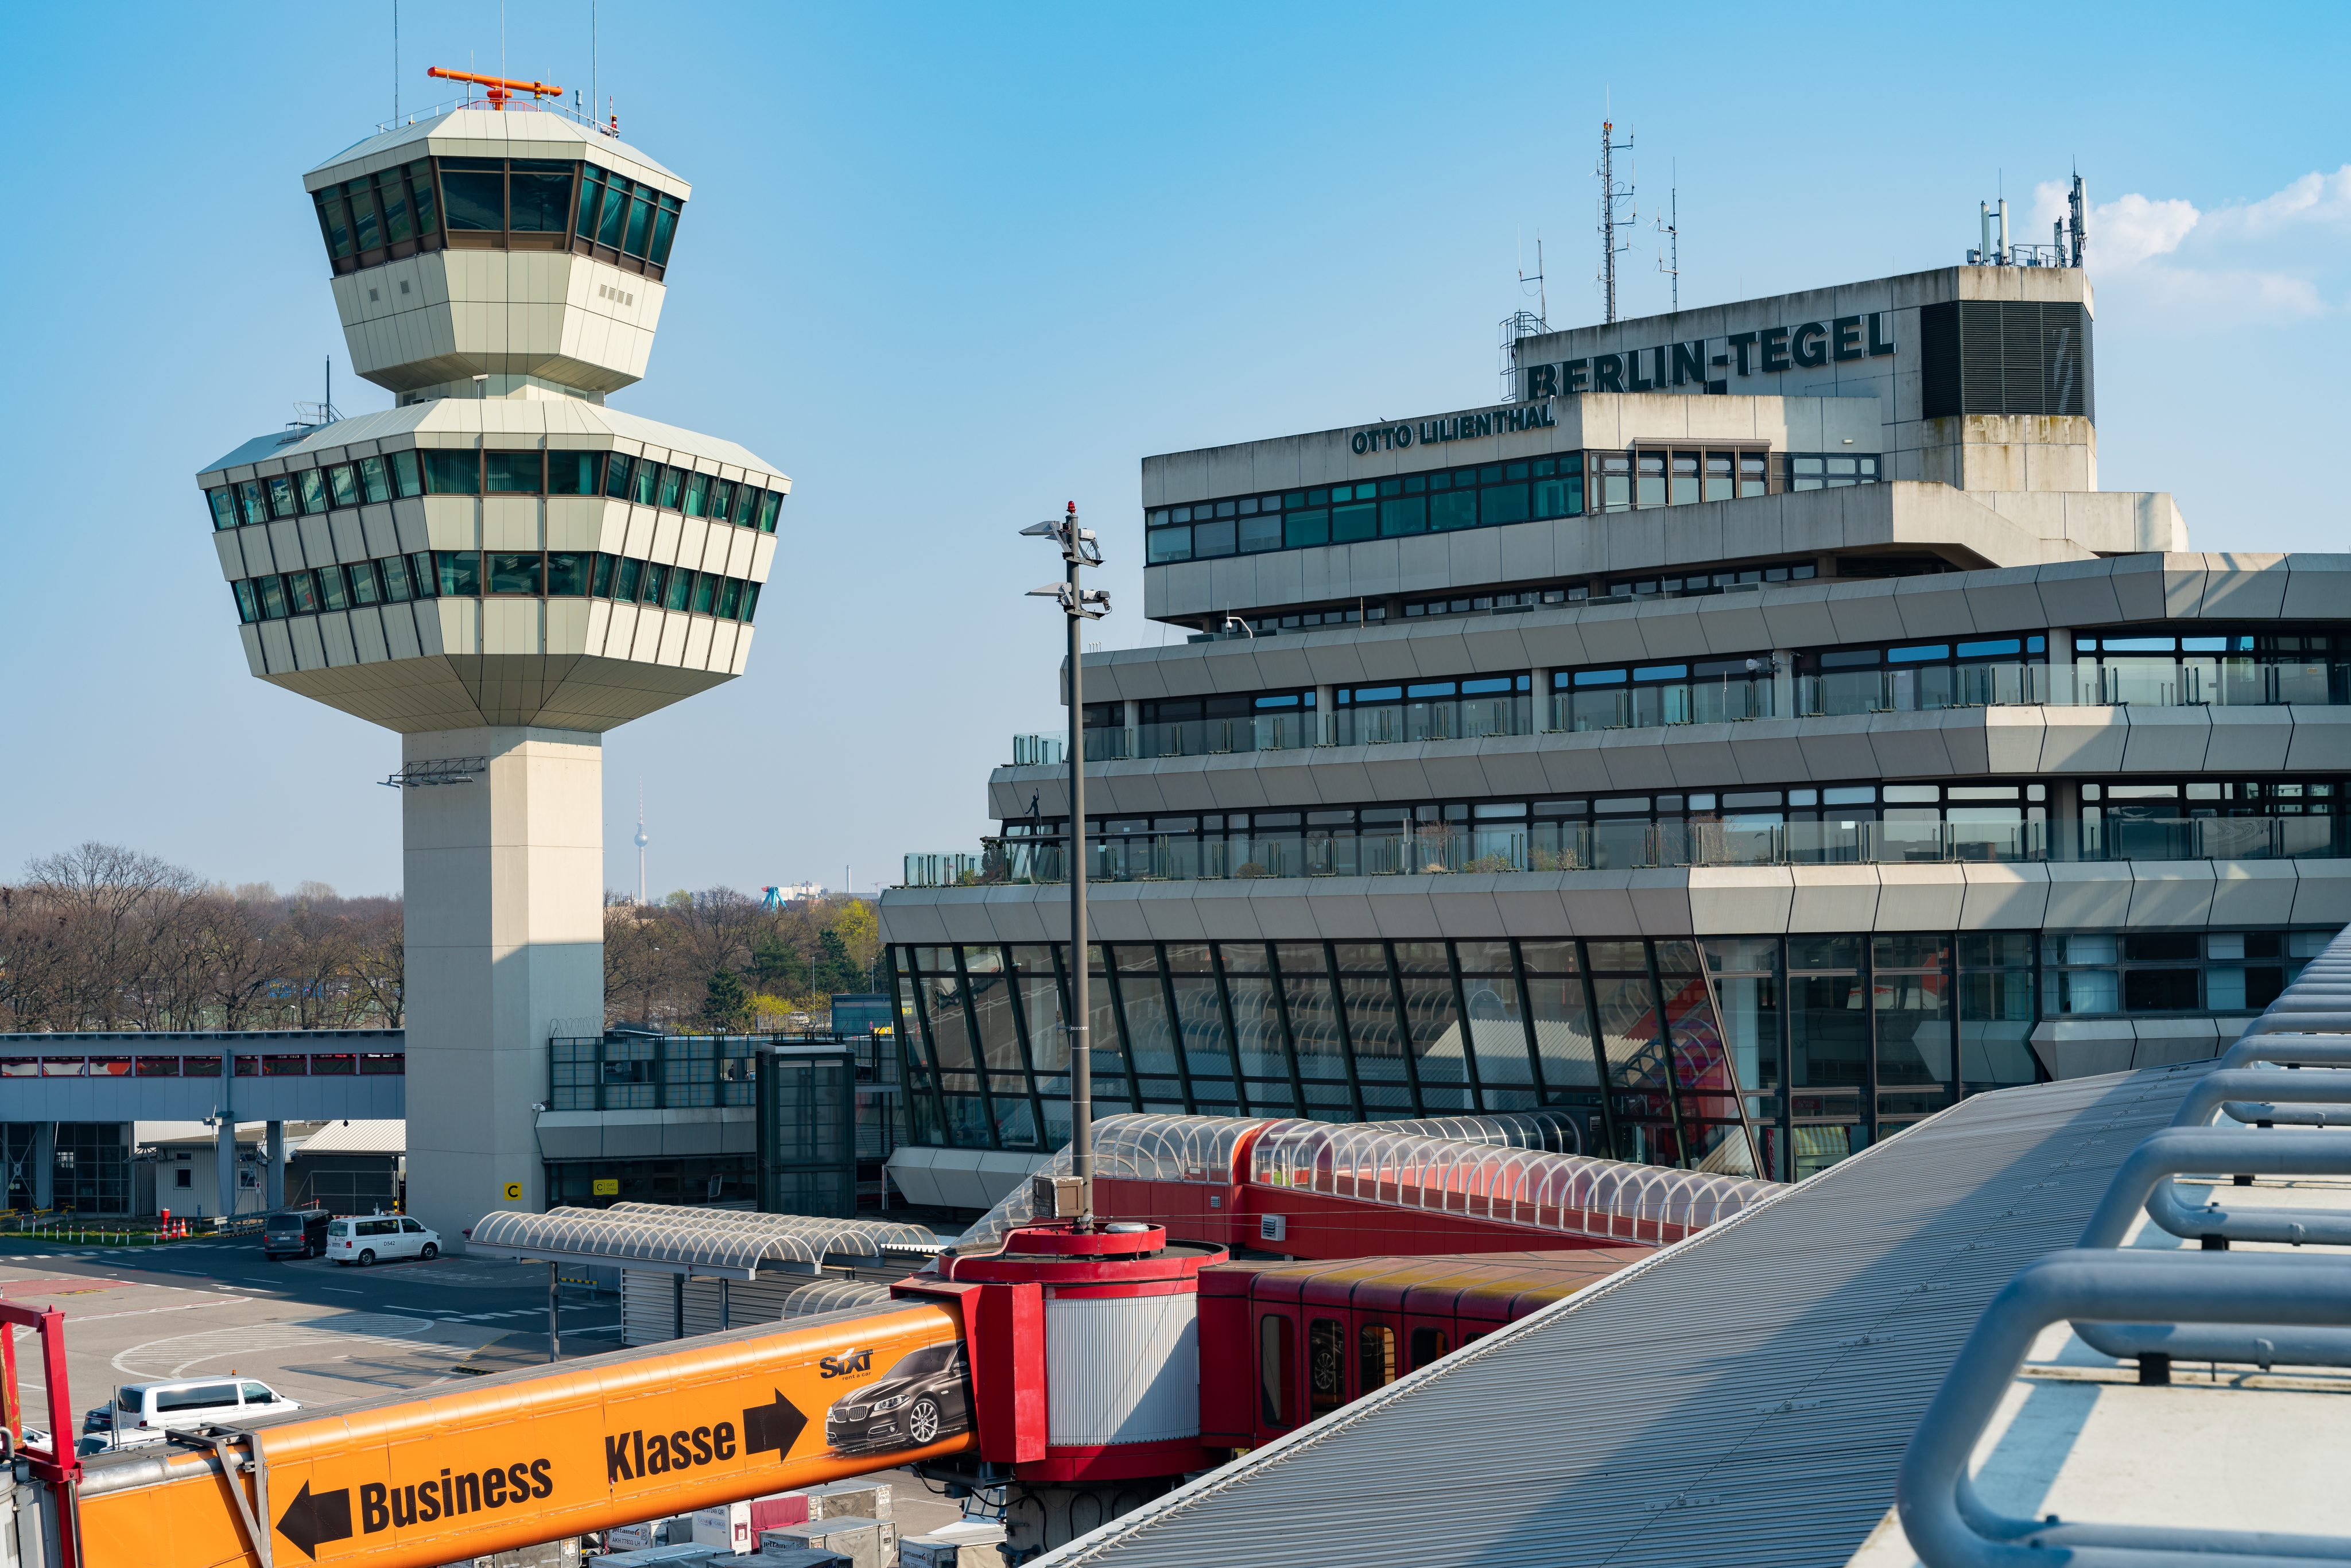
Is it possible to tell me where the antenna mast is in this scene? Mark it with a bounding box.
[1498,234,1551,401]
[2067,169,2089,267]
[1596,119,1635,324]
[393,0,399,122]
[1655,171,1679,312]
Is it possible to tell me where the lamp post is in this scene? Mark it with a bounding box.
[1025,503,1109,1225]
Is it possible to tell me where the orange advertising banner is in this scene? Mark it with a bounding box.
[79,1303,974,1568]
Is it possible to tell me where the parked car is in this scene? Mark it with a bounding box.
[824,1342,971,1454]
[80,1379,300,1453]
[325,1214,439,1266]
[262,1209,333,1260]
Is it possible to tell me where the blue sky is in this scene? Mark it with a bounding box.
[2,3,2345,900]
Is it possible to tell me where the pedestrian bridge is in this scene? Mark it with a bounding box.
[0,1030,405,1121]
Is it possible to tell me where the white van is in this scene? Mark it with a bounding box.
[325,1214,440,1266]
[82,1379,300,1453]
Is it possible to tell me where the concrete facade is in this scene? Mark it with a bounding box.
[1506,264,2097,491]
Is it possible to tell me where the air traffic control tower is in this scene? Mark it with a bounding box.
[195,78,785,1242]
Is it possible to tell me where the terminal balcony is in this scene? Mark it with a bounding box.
[905,816,2349,889]
[1015,655,2351,767]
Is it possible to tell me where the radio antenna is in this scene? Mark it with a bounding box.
[1596,114,1635,323]
[1497,232,1551,401]
[1655,164,1679,312]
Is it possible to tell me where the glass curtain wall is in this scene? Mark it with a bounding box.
[889,934,2074,1177]
[894,938,1772,1169]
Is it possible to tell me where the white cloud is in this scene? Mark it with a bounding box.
[2090,192,2202,266]
[2028,178,2199,267]
[2215,164,2351,236]
[2123,265,2325,321]
[2028,166,2349,321]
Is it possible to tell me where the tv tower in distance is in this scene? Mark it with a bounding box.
[634,782,649,904]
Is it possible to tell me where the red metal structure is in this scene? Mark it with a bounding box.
[1199,1249,1646,1449]
[2,1299,83,1566]
[984,1113,1771,1260]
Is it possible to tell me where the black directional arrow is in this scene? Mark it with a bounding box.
[277,1481,355,1560]
[742,1388,809,1458]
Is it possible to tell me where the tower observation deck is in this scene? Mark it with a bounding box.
[194,90,786,1241]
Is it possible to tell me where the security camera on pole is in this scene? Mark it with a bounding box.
[1023,503,1109,1226]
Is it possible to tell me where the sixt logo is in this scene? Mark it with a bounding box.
[819,1348,874,1380]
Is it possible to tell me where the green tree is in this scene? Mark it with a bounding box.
[750,933,811,993]
[700,966,754,1033]
[813,928,863,994]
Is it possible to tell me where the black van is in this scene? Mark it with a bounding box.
[262,1209,332,1260]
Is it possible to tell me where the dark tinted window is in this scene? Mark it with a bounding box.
[440,161,505,230]
[421,452,480,495]
[1308,1319,1346,1416]
[889,1344,955,1376]
[484,451,542,494]
[507,161,575,231]
[155,1384,238,1412]
[488,553,542,595]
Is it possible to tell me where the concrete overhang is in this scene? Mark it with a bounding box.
[987,705,2351,820]
[878,857,2351,948]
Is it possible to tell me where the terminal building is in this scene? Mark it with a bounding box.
[882,259,2351,1192]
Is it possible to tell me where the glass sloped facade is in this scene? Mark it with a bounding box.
[893,926,2340,1182]
[894,938,1765,1176]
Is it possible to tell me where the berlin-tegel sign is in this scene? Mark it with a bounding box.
[78,1303,973,1568]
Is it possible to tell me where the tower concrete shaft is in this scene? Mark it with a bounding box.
[401,729,603,1229]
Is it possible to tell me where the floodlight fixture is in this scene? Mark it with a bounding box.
[1021,502,1109,1229]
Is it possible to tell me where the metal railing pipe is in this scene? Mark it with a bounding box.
[2067,1126,2351,1367]
[2244,1011,2351,1034]
[2169,1068,2351,1130]
[1896,1249,2351,1568]
[2078,1127,2351,1249]
[2217,1034,2351,1070]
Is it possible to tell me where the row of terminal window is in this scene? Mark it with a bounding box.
[1087,635,2051,729]
[205,449,785,533]
[1089,628,2351,740]
[1229,563,1827,634]
[1000,776,2344,899]
[230,550,762,626]
[1145,451,1881,564]
[1020,779,2338,840]
[315,155,684,280]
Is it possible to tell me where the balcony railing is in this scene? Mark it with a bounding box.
[1009,661,2351,770]
[895,816,2350,887]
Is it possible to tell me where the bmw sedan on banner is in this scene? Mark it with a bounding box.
[824,1342,973,1454]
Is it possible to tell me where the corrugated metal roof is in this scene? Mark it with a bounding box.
[297,1119,406,1155]
[1041,1064,2210,1568]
